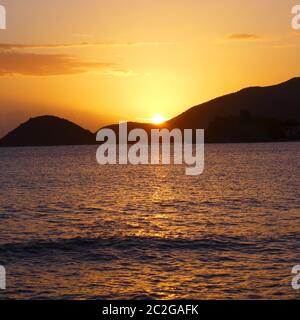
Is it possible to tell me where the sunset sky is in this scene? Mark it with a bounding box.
[0,0,300,137]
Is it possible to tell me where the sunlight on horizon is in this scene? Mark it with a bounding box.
[151,114,167,125]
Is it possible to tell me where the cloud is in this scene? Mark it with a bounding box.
[0,40,169,76]
[0,41,178,50]
[224,34,262,41]
[98,69,140,77]
[0,51,117,76]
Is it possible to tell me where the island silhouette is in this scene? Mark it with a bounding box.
[0,115,94,147]
[1,77,300,147]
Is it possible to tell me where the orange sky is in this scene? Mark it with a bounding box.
[0,0,300,137]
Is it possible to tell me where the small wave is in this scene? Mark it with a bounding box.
[0,234,269,261]
[1,232,298,263]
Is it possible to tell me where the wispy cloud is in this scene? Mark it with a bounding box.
[0,41,178,51]
[98,69,140,77]
[0,51,118,76]
[0,40,171,77]
[224,34,262,41]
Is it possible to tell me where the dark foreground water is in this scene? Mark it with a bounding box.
[0,143,299,299]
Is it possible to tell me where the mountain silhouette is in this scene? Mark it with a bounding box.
[167,77,300,131]
[103,77,300,142]
[0,115,94,147]
[1,78,300,147]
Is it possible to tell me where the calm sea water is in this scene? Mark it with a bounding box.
[0,143,299,299]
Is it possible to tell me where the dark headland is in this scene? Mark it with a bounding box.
[0,115,95,147]
[1,78,300,147]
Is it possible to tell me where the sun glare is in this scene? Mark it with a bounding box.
[152,114,166,124]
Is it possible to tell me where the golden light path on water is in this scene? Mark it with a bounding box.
[0,142,299,299]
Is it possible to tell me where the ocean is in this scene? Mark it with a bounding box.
[0,142,299,299]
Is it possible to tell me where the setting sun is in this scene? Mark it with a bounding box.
[152,114,166,125]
